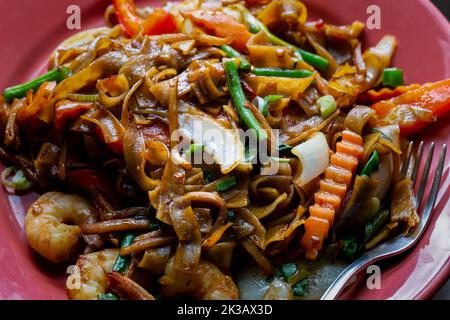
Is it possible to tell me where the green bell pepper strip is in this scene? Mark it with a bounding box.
[239,6,329,72]
[3,66,71,102]
[112,233,135,273]
[252,68,313,78]
[219,45,252,72]
[224,59,267,140]
[360,150,380,176]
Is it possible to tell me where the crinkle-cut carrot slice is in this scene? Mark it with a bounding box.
[319,179,348,199]
[342,129,363,146]
[309,204,335,225]
[336,141,364,159]
[301,216,329,260]
[325,165,352,186]
[331,152,359,172]
[314,191,341,211]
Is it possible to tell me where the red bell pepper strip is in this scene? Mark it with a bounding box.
[54,100,92,132]
[68,169,113,196]
[357,84,421,105]
[112,0,177,37]
[94,126,124,154]
[183,10,252,52]
[371,79,450,136]
[142,9,177,36]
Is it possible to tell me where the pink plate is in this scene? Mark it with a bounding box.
[0,0,449,300]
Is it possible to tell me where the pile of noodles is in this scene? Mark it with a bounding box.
[0,0,418,300]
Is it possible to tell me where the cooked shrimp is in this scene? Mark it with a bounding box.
[25,192,102,263]
[67,249,118,300]
[160,257,239,300]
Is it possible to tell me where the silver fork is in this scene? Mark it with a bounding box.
[321,141,447,300]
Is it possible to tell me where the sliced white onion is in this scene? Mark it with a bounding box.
[292,132,329,186]
[178,102,244,174]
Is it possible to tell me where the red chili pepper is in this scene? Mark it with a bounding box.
[68,169,113,196]
[112,0,177,37]
[54,100,93,132]
[371,79,450,136]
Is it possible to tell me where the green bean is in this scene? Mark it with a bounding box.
[239,5,329,72]
[219,45,252,72]
[112,233,135,273]
[224,59,267,140]
[3,66,71,102]
[252,68,313,78]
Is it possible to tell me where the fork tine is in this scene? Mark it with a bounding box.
[415,142,435,208]
[422,144,446,219]
[410,141,424,185]
[400,141,414,180]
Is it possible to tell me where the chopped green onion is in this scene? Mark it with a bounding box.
[341,235,360,258]
[317,95,337,118]
[292,278,309,297]
[1,166,33,191]
[98,293,119,300]
[148,218,161,231]
[360,151,380,176]
[202,168,215,184]
[266,95,284,103]
[271,157,291,163]
[277,144,293,154]
[67,93,99,102]
[224,59,267,140]
[3,66,71,102]
[184,143,204,160]
[148,206,157,216]
[253,96,266,116]
[244,145,258,163]
[280,262,297,282]
[219,45,251,72]
[188,143,204,153]
[253,95,283,117]
[216,176,236,192]
[227,209,235,222]
[239,5,329,72]
[382,68,404,88]
[112,233,135,273]
[252,68,313,78]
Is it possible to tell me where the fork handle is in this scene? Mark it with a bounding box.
[320,253,375,300]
